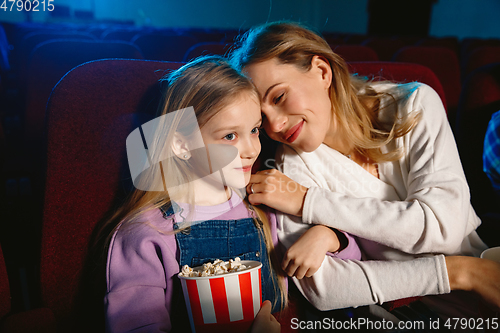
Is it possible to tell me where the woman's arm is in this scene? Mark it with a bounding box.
[291,251,500,311]
[446,256,500,310]
[290,253,451,311]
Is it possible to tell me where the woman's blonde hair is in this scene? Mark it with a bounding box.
[99,55,287,310]
[230,21,420,163]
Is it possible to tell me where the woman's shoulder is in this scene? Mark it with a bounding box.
[374,82,445,123]
[376,82,442,108]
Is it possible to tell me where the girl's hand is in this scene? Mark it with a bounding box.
[247,169,308,216]
[250,300,280,333]
[282,225,341,279]
[446,256,500,310]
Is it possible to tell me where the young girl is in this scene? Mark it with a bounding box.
[100,55,352,332]
[230,21,500,317]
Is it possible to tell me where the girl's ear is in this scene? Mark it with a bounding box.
[171,132,191,160]
[311,55,332,90]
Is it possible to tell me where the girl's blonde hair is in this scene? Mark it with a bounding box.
[99,55,287,310]
[230,21,420,163]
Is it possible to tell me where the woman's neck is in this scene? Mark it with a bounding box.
[323,122,356,157]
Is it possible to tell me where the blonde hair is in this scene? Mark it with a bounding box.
[230,21,420,163]
[100,55,287,310]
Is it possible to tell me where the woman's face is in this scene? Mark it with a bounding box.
[244,56,335,152]
[198,93,262,188]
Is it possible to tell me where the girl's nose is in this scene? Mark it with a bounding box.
[240,137,259,159]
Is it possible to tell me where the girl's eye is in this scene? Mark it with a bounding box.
[224,133,236,141]
[251,127,260,135]
[273,93,284,105]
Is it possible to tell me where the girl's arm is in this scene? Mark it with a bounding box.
[249,84,481,255]
[105,222,177,332]
[282,225,361,279]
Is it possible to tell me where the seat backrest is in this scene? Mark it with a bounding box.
[100,28,148,41]
[416,36,459,56]
[392,46,461,123]
[455,63,500,215]
[330,44,379,62]
[24,39,144,146]
[348,61,447,108]
[131,33,199,61]
[460,37,500,64]
[361,37,408,61]
[183,42,234,62]
[463,46,500,78]
[0,24,10,73]
[40,59,184,331]
[0,243,10,320]
[15,31,97,81]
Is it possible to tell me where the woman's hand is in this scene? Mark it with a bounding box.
[250,300,280,333]
[446,256,500,310]
[247,169,308,216]
[282,225,341,279]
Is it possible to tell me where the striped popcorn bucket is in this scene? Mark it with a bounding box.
[178,261,262,333]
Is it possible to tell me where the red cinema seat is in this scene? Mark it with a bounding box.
[361,37,408,61]
[14,31,97,83]
[183,42,234,62]
[348,61,447,108]
[131,33,199,61]
[393,46,461,125]
[416,36,459,56]
[330,44,379,62]
[25,59,184,332]
[463,46,500,78]
[460,37,500,63]
[24,39,144,148]
[0,243,10,322]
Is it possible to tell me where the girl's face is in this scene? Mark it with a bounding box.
[199,93,262,189]
[244,56,336,153]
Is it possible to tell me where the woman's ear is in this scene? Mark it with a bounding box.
[171,132,191,160]
[311,55,332,90]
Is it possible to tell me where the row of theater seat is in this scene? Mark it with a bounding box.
[0,21,499,332]
[2,22,500,142]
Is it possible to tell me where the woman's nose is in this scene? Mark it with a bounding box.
[263,108,287,133]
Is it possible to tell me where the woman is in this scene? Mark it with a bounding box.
[230,21,500,317]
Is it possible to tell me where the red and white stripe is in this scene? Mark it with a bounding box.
[180,267,262,333]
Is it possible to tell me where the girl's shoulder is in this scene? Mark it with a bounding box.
[111,206,175,249]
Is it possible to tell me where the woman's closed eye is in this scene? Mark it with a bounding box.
[273,92,285,105]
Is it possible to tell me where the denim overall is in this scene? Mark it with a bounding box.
[161,202,282,316]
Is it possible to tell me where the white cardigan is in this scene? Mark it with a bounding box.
[276,82,488,310]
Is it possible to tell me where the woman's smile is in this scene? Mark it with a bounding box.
[285,120,304,143]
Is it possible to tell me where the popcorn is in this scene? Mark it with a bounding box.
[179,257,249,277]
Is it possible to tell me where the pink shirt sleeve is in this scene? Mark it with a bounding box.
[329,231,362,260]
